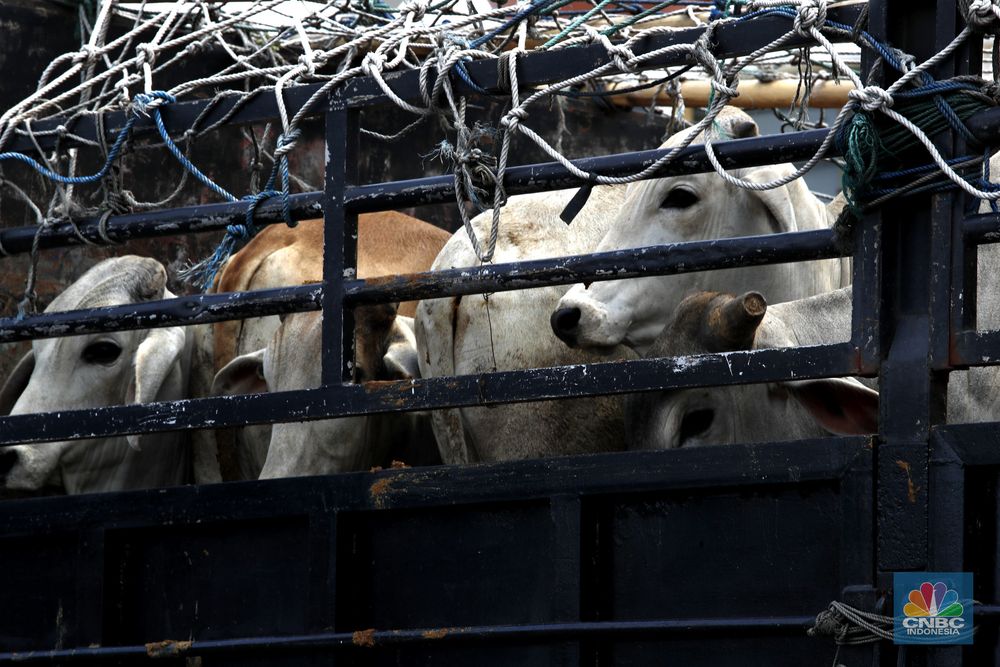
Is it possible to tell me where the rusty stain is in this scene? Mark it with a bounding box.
[369,465,384,473]
[352,628,376,647]
[370,477,393,509]
[895,460,921,504]
[145,639,193,658]
[422,628,451,639]
[390,460,409,469]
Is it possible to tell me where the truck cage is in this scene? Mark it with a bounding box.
[1,0,998,664]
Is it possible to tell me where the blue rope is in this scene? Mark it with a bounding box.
[873,155,978,182]
[468,0,553,48]
[135,91,239,203]
[0,102,141,184]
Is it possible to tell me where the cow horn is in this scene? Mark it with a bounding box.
[706,291,767,351]
[71,256,167,310]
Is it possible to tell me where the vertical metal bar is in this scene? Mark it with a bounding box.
[323,96,360,386]
[307,512,338,633]
[74,529,105,647]
[851,0,886,373]
[875,0,943,574]
[550,495,582,667]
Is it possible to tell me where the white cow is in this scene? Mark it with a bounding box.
[0,256,192,494]
[552,109,851,353]
[625,288,879,448]
[626,240,1000,448]
[416,184,635,463]
[625,152,1000,449]
[416,107,845,463]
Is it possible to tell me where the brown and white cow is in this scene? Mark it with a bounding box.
[195,212,449,481]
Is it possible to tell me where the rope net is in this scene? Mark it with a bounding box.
[0,0,999,297]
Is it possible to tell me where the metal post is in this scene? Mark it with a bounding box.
[322,97,360,385]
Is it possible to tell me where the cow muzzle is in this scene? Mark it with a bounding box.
[0,448,17,480]
[550,307,582,347]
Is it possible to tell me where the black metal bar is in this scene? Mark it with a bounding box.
[0,616,819,663]
[874,0,940,576]
[0,229,845,342]
[0,284,323,343]
[962,212,1000,244]
[4,4,865,154]
[949,329,1000,366]
[0,343,861,446]
[322,100,359,386]
[0,127,845,257]
[0,437,866,528]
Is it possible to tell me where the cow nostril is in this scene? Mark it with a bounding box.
[0,448,17,478]
[551,307,582,346]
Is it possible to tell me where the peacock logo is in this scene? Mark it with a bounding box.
[894,572,973,645]
[903,582,965,618]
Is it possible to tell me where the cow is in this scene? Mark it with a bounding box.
[624,152,1000,449]
[626,280,1000,449]
[415,184,635,463]
[203,212,449,480]
[625,288,880,449]
[0,256,192,494]
[550,108,851,354]
[416,107,844,463]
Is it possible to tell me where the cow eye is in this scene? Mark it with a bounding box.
[678,408,714,446]
[82,340,122,365]
[660,187,699,209]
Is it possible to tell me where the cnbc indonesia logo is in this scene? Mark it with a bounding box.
[894,573,973,645]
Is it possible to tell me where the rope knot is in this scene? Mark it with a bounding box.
[362,51,387,77]
[135,42,157,66]
[500,107,528,131]
[849,85,893,112]
[793,0,827,36]
[226,224,250,240]
[274,129,302,158]
[400,0,429,21]
[298,53,317,75]
[73,45,99,64]
[967,0,1000,33]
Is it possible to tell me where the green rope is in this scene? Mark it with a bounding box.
[601,0,678,36]
[840,90,993,215]
[542,0,615,48]
[841,112,883,216]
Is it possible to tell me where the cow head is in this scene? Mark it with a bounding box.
[625,291,878,449]
[0,256,191,495]
[550,107,829,353]
[212,304,419,478]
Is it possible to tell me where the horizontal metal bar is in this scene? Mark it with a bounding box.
[0,616,817,663]
[0,343,861,446]
[0,437,868,530]
[0,127,840,256]
[347,228,846,304]
[5,4,864,154]
[962,212,1000,245]
[0,229,844,342]
[932,424,1000,465]
[0,284,321,342]
[948,329,1000,367]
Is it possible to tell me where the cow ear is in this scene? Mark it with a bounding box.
[382,316,420,381]
[746,167,824,234]
[785,378,879,436]
[212,349,268,397]
[0,350,35,416]
[127,327,188,450]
